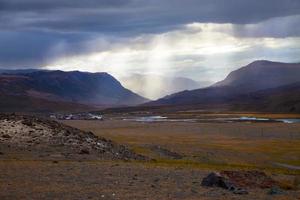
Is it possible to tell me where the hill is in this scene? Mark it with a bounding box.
[0,113,146,160]
[146,60,300,112]
[230,81,300,112]
[213,60,300,92]
[0,70,148,112]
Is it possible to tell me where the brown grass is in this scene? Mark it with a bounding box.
[62,118,300,174]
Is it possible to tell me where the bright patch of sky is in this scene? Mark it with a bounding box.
[45,15,300,83]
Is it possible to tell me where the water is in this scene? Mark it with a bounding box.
[277,118,300,123]
[132,116,167,122]
[227,117,300,123]
[123,116,300,123]
[123,116,196,122]
[239,117,269,121]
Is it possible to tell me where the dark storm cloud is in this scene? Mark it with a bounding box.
[1,0,300,33]
[230,15,300,38]
[0,31,96,67]
[0,0,300,67]
[0,31,55,67]
[0,0,131,11]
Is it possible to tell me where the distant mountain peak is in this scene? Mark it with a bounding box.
[146,60,300,112]
[119,73,210,100]
[249,60,274,64]
[214,60,300,90]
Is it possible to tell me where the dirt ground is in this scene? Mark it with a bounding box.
[63,119,300,171]
[0,160,299,200]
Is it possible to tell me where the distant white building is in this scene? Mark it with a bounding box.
[49,113,103,120]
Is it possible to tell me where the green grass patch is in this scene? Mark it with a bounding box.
[135,158,300,175]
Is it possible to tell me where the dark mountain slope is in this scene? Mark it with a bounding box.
[213,60,300,92]
[0,70,148,112]
[148,86,239,106]
[230,82,300,113]
[24,70,148,105]
[0,94,95,113]
[146,60,300,112]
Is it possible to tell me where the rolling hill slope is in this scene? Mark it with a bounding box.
[0,70,148,112]
[213,60,300,92]
[146,60,300,112]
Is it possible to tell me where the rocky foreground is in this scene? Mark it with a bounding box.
[0,114,146,160]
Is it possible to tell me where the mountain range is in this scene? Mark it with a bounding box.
[146,60,300,112]
[0,70,148,112]
[213,60,300,92]
[1,60,300,113]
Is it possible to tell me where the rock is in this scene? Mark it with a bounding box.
[233,188,249,195]
[202,170,282,195]
[79,149,90,154]
[2,134,11,139]
[22,120,33,127]
[191,188,198,193]
[153,178,160,183]
[201,172,226,188]
[220,170,277,189]
[201,172,248,195]
[293,176,300,189]
[268,187,284,195]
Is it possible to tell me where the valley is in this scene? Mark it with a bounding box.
[0,60,300,199]
[1,1,300,199]
[0,112,299,199]
[63,111,300,172]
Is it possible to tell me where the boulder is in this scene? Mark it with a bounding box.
[201,172,225,187]
[220,170,277,189]
[201,172,248,195]
[79,148,90,154]
[268,187,284,195]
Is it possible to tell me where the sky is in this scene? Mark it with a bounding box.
[0,0,300,83]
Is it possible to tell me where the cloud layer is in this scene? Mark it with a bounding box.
[1,0,300,33]
[0,0,299,84]
[45,19,300,82]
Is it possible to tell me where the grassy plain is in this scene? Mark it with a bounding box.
[63,112,300,174]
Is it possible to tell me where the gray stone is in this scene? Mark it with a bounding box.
[201,172,248,195]
[268,187,284,195]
